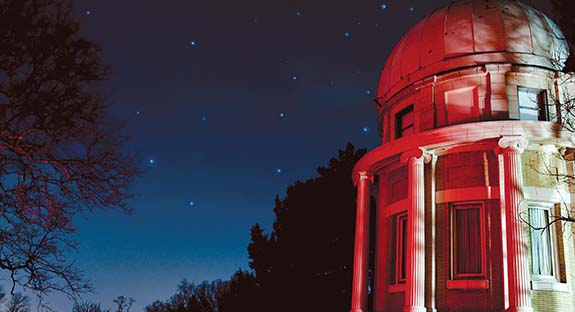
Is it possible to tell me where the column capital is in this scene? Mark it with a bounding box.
[400,148,432,164]
[497,136,528,153]
[358,171,373,182]
[355,171,374,185]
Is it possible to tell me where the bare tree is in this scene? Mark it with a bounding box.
[72,301,110,312]
[143,301,168,312]
[113,296,134,312]
[0,0,138,302]
[143,278,235,312]
[5,293,30,312]
[551,0,575,73]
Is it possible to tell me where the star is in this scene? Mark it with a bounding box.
[136,111,141,116]
[296,11,301,16]
[276,168,283,174]
[365,90,371,95]
[201,116,207,121]
[344,32,350,38]
[292,75,298,81]
[189,201,195,207]
[190,40,197,47]
[85,9,91,16]
[362,127,369,134]
[380,3,387,10]
[149,159,156,165]
[279,112,285,118]
[329,81,335,86]
[409,6,415,12]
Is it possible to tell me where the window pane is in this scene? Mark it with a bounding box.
[520,108,538,121]
[400,216,407,281]
[401,111,414,129]
[518,89,538,110]
[396,105,414,138]
[401,126,414,137]
[394,213,408,284]
[455,207,482,275]
[530,208,554,276]
[518,87,548,121]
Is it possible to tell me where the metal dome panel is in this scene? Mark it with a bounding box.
[377,0,569,102]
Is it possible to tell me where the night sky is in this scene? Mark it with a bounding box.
[45,0,555,310]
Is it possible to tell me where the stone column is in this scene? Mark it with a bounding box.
[350,171,372,312]
[498,136,533,312]
[401,149,430,312]
[426,154,437,312]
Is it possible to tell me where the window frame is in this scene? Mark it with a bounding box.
[518,87,549,121]
[450,201,487,280]
[395,105,414,139]
[393,212,408,285]
[528,202,561,283]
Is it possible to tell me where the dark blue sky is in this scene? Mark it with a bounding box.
[46,0,554,310]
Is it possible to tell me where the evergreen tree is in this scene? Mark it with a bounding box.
[218,270,258,312]
[247,143,366,312]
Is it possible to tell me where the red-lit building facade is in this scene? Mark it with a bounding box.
[350,1,575,312]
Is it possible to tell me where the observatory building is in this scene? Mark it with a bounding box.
[349,0,575,311]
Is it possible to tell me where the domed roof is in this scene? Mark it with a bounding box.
[377,0,569,101]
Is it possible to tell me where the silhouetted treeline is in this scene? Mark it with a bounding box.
[72,295,135,312]
[73,301,109,312]
[144,270,257,312]
[144,143,366,312]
